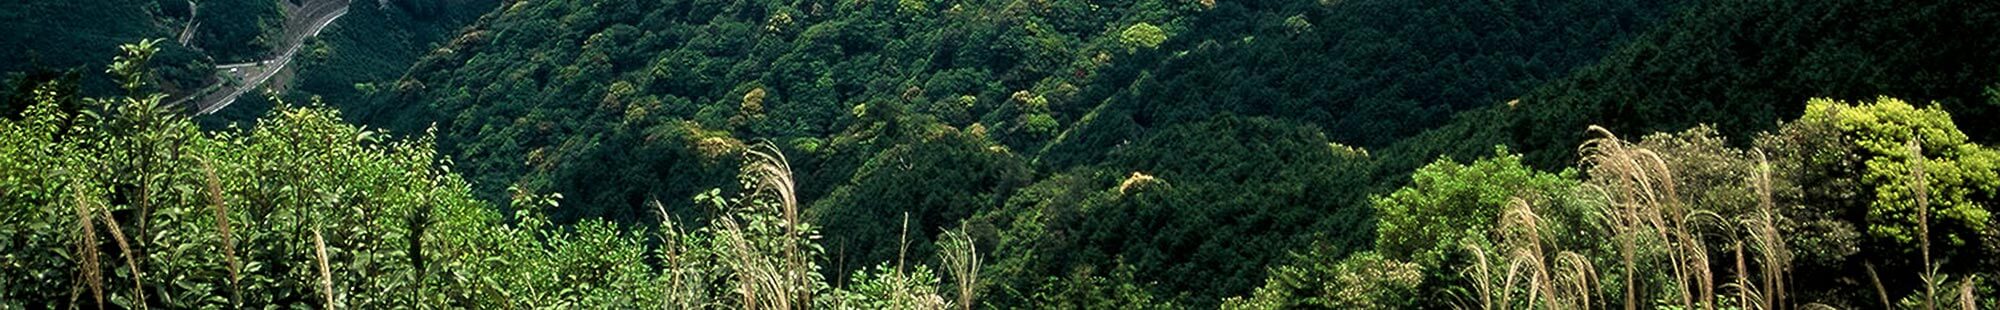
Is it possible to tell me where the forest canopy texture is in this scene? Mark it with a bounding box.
[3,0,1999,308]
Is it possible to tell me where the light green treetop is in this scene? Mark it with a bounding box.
[1800,97,1999,246]
[1120,22,1168,50]
[1371,147,1581,267]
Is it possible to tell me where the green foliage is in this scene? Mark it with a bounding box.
[3,70,83,120]
[300,0,1691,303]
[287,0,498,113]
[1757,98,1999,307]
[1458,0,2000,169]
[0,1,212,95]
[1046,0,1686,170]
[1796,97,1998,247]
[972,115,1377,307]
[388,0,457,20]
[1024,262,1182,310]
[16,0,2000,307]
[1302,100,1996,309]
[356,0,1214,224]
[1119,22,1167,50]
[1373,147,1580,267]
[1221,251,1422,309]
[811,127,1030,281]
[1020,113,1059,137]
[897,0,931,16]
[937,227,982,309]
[191,0,283,63]
[833,264,949,309]
[1361,147,1615,309]
[0,85,968,307]
[0,45,975,308]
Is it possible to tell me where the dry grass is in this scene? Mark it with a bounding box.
[938,227,981,310]
[1553,251,1598,309]
[1458,123,1983,310]
[748,142,808,306]
[744,143,799,228]
[1497,198,1553,309]
[717,215,768,308]
[1867,263,1891,308]
[95,206,144,309]
[1710,150,1792,310]
[1460,198,1597,310]
[650,199,699,309]
[314,228,333,309]
[1580,125,1711,309]
[1956,275,1978,310]
[1742,151,1790,310]
[70,186,104,308]
[719,141,813,310]
[715,207,801,310]
[1910,141,1936,310]
[1455,125,1796,310]
[1462,241,1492,310]
[1456,125,1937,310]
[199,158,242,303]
[67,180,147,309]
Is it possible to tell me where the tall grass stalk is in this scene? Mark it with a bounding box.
[1498,198,1553,309]
[720,142,813,309]
[1743,151,1789,310]
[1463,198,1598,310]
[651,199,698,308]
[95,206,144,310]
[67,179,146,309]
[750,142,809,307]
[199,157,242,304]
[1867,263,1891,308]
[1465,241,1496,310]
[1581,125,1709,309]
[1956,275,1977,310]
[70,184,104,308]
[897,213,910,275]
[939,227,980,310]
[1578,126,1806,310]
[314,228,333,309]
[1909,141,1935,310]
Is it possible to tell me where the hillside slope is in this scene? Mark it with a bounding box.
[360,0,1688,305]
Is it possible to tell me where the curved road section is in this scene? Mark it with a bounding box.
[186,0,351,115]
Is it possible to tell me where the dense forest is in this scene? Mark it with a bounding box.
[3,0,1998,308]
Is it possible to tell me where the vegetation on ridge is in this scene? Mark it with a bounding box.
[3,0,2000,308]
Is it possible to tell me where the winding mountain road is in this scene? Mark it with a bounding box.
[178,0,351,115]
[176,1,198,45]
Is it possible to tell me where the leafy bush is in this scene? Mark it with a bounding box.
[1373,147,1581,267]
[1222,251,1422,309]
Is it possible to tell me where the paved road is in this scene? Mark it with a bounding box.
[177,1,198,45]
[180,0,351,115]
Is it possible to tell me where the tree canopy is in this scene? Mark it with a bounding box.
[5,0,2000,308]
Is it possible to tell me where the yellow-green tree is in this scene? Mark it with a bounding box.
[1372,148,1583,267]
[1795,97,1998,247]
[1120,22,1168,51]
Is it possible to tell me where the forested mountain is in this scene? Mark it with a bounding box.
[1385,0,2000,170]
[287,0,497,110]
[4,0,1998,308]
[197,0,500,126]
[341,1,1691,303]
[0,0,253,98]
